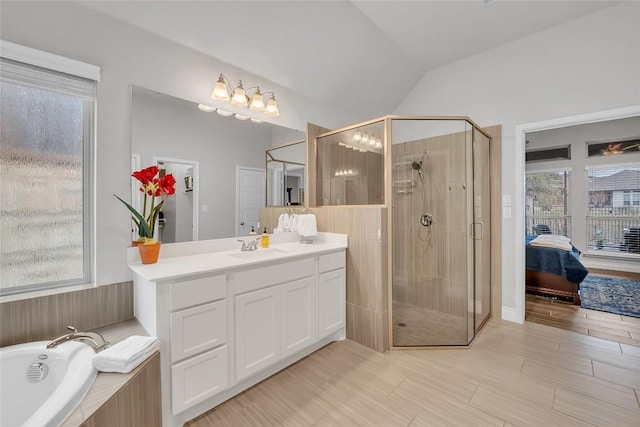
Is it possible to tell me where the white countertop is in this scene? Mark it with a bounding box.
[128,232,347,282]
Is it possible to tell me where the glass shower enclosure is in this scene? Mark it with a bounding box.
[390,117,491,347]
[314,116,492,347]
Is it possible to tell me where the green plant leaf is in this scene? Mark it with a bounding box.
[114,194,153,238]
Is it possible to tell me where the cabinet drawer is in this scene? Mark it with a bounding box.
[170,274,226,311]
[171,345,228,415]
[170,300,226,362]
[235,257,314,295]
[319,251,345,273]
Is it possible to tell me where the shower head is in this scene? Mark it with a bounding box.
[411,161,424,181]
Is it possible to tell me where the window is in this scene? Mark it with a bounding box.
[525,145,571,163]
[587,138,640,157]
[525,170,571,238]
[0,54,96,295]
[586,165,640,254]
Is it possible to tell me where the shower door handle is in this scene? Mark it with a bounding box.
[469,222,484,240]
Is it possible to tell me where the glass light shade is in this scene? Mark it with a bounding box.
[235,113,250,120]
[249,90,265,111]
[250,118,263,124]
[198,104,216,112]
[361,132,369,144]
[216,108,233,117]
[231,81,248,106]
[211,75,230,102]
[353,131,362,142]
[265,95,280,117]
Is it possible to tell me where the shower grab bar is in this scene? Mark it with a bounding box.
[469,222,484,240]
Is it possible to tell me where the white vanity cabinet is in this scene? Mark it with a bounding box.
[234,257,316,381]
[130,236,347,427]
[167,274,228,415]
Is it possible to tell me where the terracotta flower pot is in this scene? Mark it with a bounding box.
[138,242,162,264]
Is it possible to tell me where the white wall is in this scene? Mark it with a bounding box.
[0,1,354,286]
[393,2,640,315]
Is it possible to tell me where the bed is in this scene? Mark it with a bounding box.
[525,235,589,305]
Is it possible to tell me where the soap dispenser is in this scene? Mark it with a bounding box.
[249,226,257,236]
[261,227,269,248]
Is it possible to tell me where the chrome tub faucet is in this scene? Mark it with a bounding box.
[46,325,110,351]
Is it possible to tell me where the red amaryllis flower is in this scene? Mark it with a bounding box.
[116,165,176,241]
[157,174,176,196]
[132,166,159,185]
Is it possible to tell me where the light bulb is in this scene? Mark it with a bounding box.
[249,88,265,111]
[361,132,369,144]
[231,80,248,106]
[265,94,280,117]
[198,104,216,112]
[216,108,233,117]
[211,74,230,102]
[353,131,362,142]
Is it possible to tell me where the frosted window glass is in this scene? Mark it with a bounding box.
[1,75,91,292]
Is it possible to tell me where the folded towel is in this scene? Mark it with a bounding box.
[275,213,287,233]
[530,234,572,251]
[289,214,299,233]
[297,213,317,237]
[93,335,159,373]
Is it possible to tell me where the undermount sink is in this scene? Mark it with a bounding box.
[228,247,290,259]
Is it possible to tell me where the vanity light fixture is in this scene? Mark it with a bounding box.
[211,73,280,116]
[216,108,234,117]
[198,104,216,112]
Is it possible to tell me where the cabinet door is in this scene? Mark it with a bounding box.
[170,300,226,362]
[318,269,346,339]
[281,276,316,358]
[235,286,281,381]
[171,345,228,415]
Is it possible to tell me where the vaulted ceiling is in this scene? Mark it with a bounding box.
[78,1,620,118]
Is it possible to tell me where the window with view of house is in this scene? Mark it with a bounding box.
[0,50,98,295]
[586,166,640,254]
[525,170,572,238]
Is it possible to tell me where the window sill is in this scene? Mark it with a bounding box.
[0,283,96,304]
[581,251,640,273]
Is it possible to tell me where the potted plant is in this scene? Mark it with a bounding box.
[114,165,176,263]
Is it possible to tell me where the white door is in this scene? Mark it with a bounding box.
[235,286,281,381]
[236,167,265,236]
[318,269,346,339]
[281,277,316,357]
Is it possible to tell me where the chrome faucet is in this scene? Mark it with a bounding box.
[247,238,259,251]
[46,325,110,351]
[237,238,260,252]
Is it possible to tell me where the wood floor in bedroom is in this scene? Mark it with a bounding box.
[525,267,640,347]
[187,318,640,427]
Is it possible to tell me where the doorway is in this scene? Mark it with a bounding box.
[152,156,199,243]
[513,106,640,334]
[236,166,265,236]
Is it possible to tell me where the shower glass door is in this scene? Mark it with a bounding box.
[390,119,472,346]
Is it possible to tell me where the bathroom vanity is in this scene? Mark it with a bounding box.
[128,232,347,427]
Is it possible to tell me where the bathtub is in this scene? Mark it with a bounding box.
[0,340,97,427]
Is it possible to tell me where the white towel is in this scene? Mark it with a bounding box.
[289,214,299,233]
[275,213,287,233]
[297,213,317,237]
[530,234,572,251]
[93,335,160,373]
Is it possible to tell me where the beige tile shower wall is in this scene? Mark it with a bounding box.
[316,206,388,353]
[392,132,470,317]
[259,206,389,353]
[0,282,134,347]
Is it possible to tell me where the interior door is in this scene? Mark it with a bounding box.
[236,167,265,236]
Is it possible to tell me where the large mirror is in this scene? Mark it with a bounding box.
[131,86,305,241]
[266,140,305,206]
